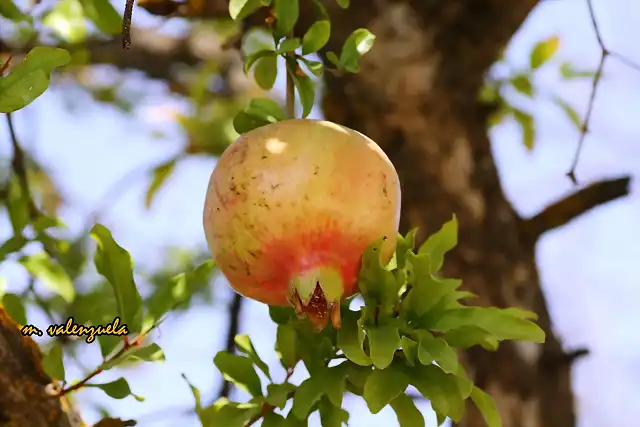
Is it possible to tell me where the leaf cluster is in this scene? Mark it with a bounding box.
[189,216,545,427]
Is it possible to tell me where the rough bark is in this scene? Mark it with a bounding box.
[319,1,572,426]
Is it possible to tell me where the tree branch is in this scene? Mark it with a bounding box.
[216,293,244,399]
[567,0,640,183]
[0,309,76,427]
[522,176,631,240]
[0,28,234,94]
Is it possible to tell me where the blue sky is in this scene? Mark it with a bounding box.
[1,0,639,426]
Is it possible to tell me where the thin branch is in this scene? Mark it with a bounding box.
[523,176,631,240]
[569,0,640,183]
[285,30,296,119]
[55,320,160,397]
[0,55,12,74]
[6,113,39,219]
[216,293,244,399]
[122,0,136,49]
[244,369,295,427]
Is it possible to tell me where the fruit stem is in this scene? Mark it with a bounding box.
[285,31,296,119]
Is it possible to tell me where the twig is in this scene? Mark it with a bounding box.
[285,31,296,119]
[6,113,39,219]
[0,55,12,74]
[244,369,295,427]
[523,176,630,240]
[217,293,244,399]
[568,0,640,184]
[55,323,157,397]
[122,0,136,49]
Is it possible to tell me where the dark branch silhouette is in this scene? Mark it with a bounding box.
[523,176,631,240]
[216,293,244,400]
[568,0,640,183]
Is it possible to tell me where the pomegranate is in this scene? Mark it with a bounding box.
[203,119,401,331]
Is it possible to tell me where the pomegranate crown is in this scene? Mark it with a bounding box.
[287,267,344,332]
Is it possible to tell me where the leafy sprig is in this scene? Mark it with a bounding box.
[186,216,543,427]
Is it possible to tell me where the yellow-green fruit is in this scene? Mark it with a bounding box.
[203,119,401,330]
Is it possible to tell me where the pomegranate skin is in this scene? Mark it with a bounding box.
[203,119,401,327]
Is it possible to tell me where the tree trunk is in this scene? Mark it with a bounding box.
[321,1,574,426]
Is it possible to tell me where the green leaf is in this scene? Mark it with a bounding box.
[416,332,459,374]
[530,36,559,69]
[365,321,401,369]
[337,309,371,366]
[359,238,402,312]
[213,352,263,397]
[91,224,143,333]
[6,177,29,234]
[401,336,418,366]
[554,97,582,131]
[340,28,375,73]
[126,343,165,362]
[229,0,262,20]
[325,51,341,69]
[278,38,301,53]
[292,374,327,419]
[286,412,308,427]
[254,54,278,90]
[20,252,75,303]
[266,382,296,409]
[418,215,458,271]
[344,363,371,392]
[513,108,535,150]
[318,397,349,427]
[233,111,272,134]
[443,325,499,350]
[0,235,27,261]
[302,20,330,55]
[87,377,142,401]
[395,229,417,270]
[269,306,294,324]
[510,74,534,97]
[0,47,71,113]
[409,365,466,422]
[78,0,122,35]
[42,0,87,44]
[471,386,502,427]
[404,253,460,317]
[102,342,166,369]
[0,0,29,21]
[263,412,286,427]
[324,365,347,407]
[200,399,260,427]
[276,323,299,368]
[300,58,323,77]
[235,334,271,380]
[363,363,409,413]
[143,261,215,327]
[145,158,177,209]
[98,334,121,359]
[42,342,65,381]
[559,62,596,79]
[182,373,203,411]
[2,293,26,325]
[273,0,299,38]
[390,393,425,427]
[246,97,287,122]
[290,69,315,118]
[244,49,276,73]
[432,307,545,343]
